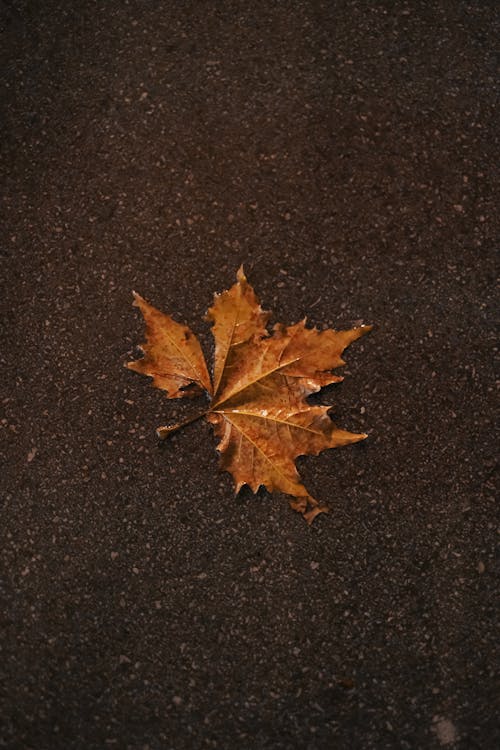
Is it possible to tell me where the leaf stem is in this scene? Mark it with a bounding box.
[156,409,209,439]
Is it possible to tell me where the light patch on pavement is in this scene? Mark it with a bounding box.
[432,715,459,746]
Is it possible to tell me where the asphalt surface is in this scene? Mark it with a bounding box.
[1,2,498,749]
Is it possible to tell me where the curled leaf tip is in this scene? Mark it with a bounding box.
[305,505,329,525]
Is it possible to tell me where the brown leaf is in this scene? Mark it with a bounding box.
[127,269,371,522]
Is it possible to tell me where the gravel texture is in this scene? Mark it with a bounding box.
[1,2,498,749]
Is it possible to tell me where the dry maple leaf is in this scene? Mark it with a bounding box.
[126,267,371,523]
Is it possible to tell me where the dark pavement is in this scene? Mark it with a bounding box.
[1,2,498,748]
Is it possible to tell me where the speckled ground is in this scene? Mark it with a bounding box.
[1,2,498,749]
